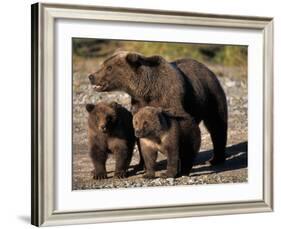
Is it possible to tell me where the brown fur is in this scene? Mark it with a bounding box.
[89,51,227,165]
[133,106,201,178]
[86,102,135,179]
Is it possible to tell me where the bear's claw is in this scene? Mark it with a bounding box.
[92,170,107,180]
[113,171,127,179]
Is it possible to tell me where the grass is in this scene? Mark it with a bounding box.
[73,38,247,69]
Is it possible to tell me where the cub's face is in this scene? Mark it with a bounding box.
[88,51,131,92]
[133,107,163,138]
[86,103,118,133]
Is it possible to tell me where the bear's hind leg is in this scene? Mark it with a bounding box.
[204,113,227,165]
[179,145,195,176]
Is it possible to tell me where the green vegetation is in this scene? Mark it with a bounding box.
[73,38,247,69]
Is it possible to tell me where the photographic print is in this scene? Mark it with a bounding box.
[72,39,248,190]
[32,4,273,226]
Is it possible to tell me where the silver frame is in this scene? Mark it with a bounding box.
[31,2,274,227]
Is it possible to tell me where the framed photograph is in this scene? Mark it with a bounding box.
[31,3,274,227]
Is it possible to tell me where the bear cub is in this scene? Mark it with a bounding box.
[86,102,135,179]
[133,106,201,178]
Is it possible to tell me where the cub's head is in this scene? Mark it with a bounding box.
[86,102,120,133]
[88,51,162,92]
[133,106,167,138]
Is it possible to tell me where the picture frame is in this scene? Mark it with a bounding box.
[31,2,274,227]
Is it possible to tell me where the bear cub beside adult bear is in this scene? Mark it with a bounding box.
[133,106,201,178]
[86,102,135,179]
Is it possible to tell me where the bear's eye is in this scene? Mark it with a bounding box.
[106,116,112,122]
[106,66,112,72]
[143,121,148,127]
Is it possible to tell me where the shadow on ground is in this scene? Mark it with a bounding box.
[148,141,247,176]
[17,215,30,224]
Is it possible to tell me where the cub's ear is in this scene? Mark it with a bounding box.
[155,107,164,113]
[86,104,95,113]
[126,53,162,67]
[109,101,121,109]
[158,111,168,127]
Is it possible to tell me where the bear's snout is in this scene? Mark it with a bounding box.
[99,124,108,133]
[134,129,142,138]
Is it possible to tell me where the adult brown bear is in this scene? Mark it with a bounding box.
[88,51,227,165]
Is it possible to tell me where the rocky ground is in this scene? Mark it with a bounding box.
[72,58,248,190]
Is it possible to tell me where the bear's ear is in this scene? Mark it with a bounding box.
[126,53,162,68]
[158,111,168,127]
[142,55,162,66]
[126,53,142,68]
[109,101,121,110]
[86,104,95,113]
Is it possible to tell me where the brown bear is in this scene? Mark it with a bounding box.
[88,51,227,165]
[86,102,135,179]
[133,106,201,178]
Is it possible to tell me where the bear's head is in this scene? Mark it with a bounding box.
[86,102,121,133]
[88,51,163,93]
[133,106,168,138]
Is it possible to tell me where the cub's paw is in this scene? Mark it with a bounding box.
[92,170,107,180]
[160,172,177,179]
[160,172,168,178]
[142,173,155,179]
[113,171,127,179]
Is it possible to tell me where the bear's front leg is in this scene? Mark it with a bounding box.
[160,146,179,178]
[114,151,128,179]
[91,161,107,180]
[109,141,131,179]
[133,138,145,172]
[90,147,108,180]
[141,144,158,179]
[91,168,107,180]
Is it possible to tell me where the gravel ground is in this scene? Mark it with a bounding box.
[72,59,248,190]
